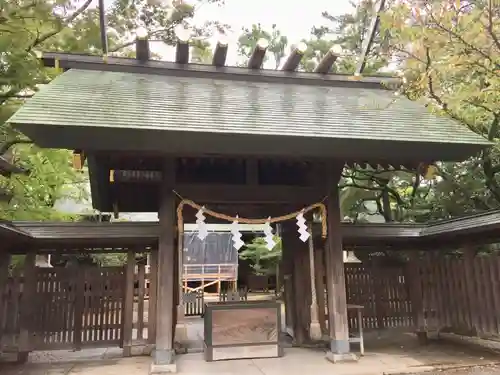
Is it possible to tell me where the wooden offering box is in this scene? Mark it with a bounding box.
[203,300,283,362]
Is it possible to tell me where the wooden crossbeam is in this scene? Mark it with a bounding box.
[40,52,397,90]
[183,279,219,292]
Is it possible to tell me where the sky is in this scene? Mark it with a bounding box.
[146,0,356,66]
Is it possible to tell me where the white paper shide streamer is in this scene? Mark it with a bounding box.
[195,207,208,240]
[230,216,245,250]
[263,218,276,250]
[296,211,310,242]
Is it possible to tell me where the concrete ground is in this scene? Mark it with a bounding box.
[1,330,499,375]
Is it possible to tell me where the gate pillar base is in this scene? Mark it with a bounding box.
[325,340,358,364]
[325,351,358,364]
[15,352,29,364]
[150,362,177,374]
[175,323,188,342]
[150,349,176,374]
[416,331,428,345]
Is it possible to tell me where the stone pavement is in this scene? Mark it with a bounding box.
[175,344,498,375]
[1,332,499,375]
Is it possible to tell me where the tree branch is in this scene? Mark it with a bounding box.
[435,164,492,210]
[423,47,477,133]
[30,0,93,50]
[410,170,420,206]
[0,1,37,25]
[484,0,500,51]
[427,10,497,67]
[0,139,33,155]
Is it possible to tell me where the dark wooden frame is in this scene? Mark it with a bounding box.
[203,300,283,362]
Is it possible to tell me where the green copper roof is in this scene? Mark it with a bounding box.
[8,69,491,160]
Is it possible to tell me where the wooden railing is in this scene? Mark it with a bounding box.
[183,263,237,281]
[141,263,237,281]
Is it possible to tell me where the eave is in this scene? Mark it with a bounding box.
[5,209,500,253]
[0,221,34,251]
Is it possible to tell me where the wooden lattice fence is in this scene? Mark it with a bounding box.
[344,263,412,331]
[0,274,22,351]
[1,266,127,352]
[418,253,500,337]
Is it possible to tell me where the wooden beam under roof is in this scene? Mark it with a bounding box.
[315,46,342,74]
[135,29,150,62]
[175,42,189,64]
[212,40,228,67]
[113,182,327,205]
[40,52,398,89]
[280,43,307,72]
[178,183,326,204]
[247,38,269,69]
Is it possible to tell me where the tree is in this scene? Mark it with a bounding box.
[299,2,418,223]
[303,1,500,223]
[1,0,224,220]
[239,236,282,275]
[190,39,213,63]
[380,0,500,218]
[301,0,390,73]
[237,24,288,68]
[1,0,100,220]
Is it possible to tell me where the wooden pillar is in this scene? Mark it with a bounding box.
[18,250,36,363]
[407,252,427,344]
[123,250,136,356]
[282,236,294,334]
[148,249,159,345]
[152,159,177,373]
[177,219,184,322]
[325,166,356,362]
[308,224,322,340]
[0,252,11,340]
[314,246,327,335]
[282,222,310,345]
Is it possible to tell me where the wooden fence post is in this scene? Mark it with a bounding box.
[463,247,480,335]
[123,250,136,356]
[407,252,427,344]
[18,250,36,363]
[73,266,85,351]
[0,252,11,343]
[371,259,385,330]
